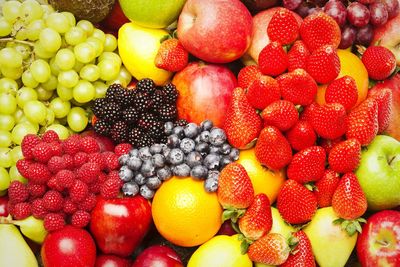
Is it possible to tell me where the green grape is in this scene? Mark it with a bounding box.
[67,107,88,132]
[19,0,43,23]
[0,78,18,94]
[74,42,95,63]
[46,124,69,140]
[33,41,55,59]
[30,59,51,83]
[0,114,15,131]
[76,20,94,36]
[1,66,23,80]
[15,27,29,41]
[22,70,39,88]
[45,12,70,33]
[79,64,100,82]
[73,60,85,73]
[11,122,37,145]
[26,19,45,41]
[65,26,86,46]
[16,86,38,108]
[0,17,12,37]
[49,97,71,118]
[103,33,118,52]
[0,93,17,114]
[91,29,106,43]
[73,80,95,103]
[98,51,122,66]
[86,37,104,57]
[55,48,75,71]
[10,145,22,164]
[93,81,108,99]
[7,42,31,60]
[56,84,73,101]
[58,70,79,88]
[39,108,55,126]
[0,130,12,147]
[39,28,61,53]
[0,167,10,191]
[0,47,23,68]
[61,12,76,27]
[41,75,57,91]
[2,0,21,23]
[36,86,53,101]
[9,165,27,183]
[13,108,24,123]
[49,57,61,76]
[24,100,47,123]
[107,66,132,87]
[98,59,120,81]
[0,148,12,168]
[41,4,55,19]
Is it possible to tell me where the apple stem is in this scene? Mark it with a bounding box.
[388,155,396,166]
[376,240,389,247]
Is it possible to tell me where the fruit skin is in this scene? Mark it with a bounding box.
[173,62,236,128]
[89,196,152,257]
[258,41,288,77]
[269,207,295,238]
[238,65,262,89]
[362,46,397,81]
[356,210,400,267]
[155,38,189,72]
[177,0,252,63]
[132,245,184,267]
[261,100,299,132]
[95,254,131,267]
[325,75,358,111]
[247,232,290,265]
[267,8,299,45]
[0,195,8,216]
[246,75,281,110]
[286,120,317,151]
[41,225,96,267]
[314,169,340,208]
[281,230,316,267]
[328,138,361,173]
[311,103,347,140]
[306,45,340,84]
[287,40,310,72]
[355,135,400,210]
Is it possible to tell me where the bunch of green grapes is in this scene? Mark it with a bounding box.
[0,0,131,194]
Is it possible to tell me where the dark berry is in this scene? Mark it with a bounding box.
[157,166,172,181]
[93,120,111,136]
[164,121,174,135]
[117,88,135,107]
[157,104,177,121]
[92,98,107,117]
[172,163,191,177]
[180,138,196,154]
[106,83,124,102]
[162,83,179,103]
[152,154,165,168]
[167,134,180,148]
[190,165,208,179]
[138,147,152,160]
[138,113,158,130]
[139,184,154,199]
[200,120,213,131]
[128,128,143,146]
[184,123,200,138]
[122,107,140,123]
[146,177,162,190]
[119,165,134,182]
[146,121,164,140]
[111,121,128,143]
[203,153,221,170]
[122,182,139,196]
[137,133,154,148]
[140,159,155,177]
[134,92,152,111]
[200,131,210,143]
[149,144,163,154]
[209,128,227,146]
[127,156,142,171]
[172,126,184,138]
[175,119,188,127]
[204,177,218,192]
[186,151,202,168]
[168,148,184,165]
[101,101,121,122]
[136,78,156,93]
[134,173,146,185]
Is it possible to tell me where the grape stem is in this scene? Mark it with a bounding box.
[0,38,35,47]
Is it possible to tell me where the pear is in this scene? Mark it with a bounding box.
[303,207,357,267]
[0,224,38,267]
[13,216,48,244]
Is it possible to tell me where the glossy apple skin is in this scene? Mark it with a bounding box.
[41,226,96,267]
[90,196,152,257]
[95,254,131,267]
[172,62,237,128]
[101,0,130,32]
[81,130,115,152]
[357,210,400,267]
[177,0,252,63]
[0,196,8,217]
[132,245,183,267]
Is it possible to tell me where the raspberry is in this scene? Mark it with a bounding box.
[11,202,31,220]
[114,143,132,157]
[55,170,76,189]
[73,152,88,168]
[63,198,78,214]
[31,198,47,219]
[88,181,101,194]
[44,213,65,232]
[78,193,97,211]
[100,178,122,199]
[42,190,64,212]
[16,159,32,178]
[26,183,47,198]
[107,170,120,180]
[26,163,51,184]
[21,134,41,159]
[49,141,63,157]
[47,176,60,191]
[8,181,29,204]
[76,162,101,184]
[98,173,108,183]
[71,210,91,228]
[31,142,52,163]
[80,136,100,153]
[63,135,81,155]
[42,130,60,143]
[47,156,65,174]
[88,153,106,170]
[62,154,74,170]
[69,180,89,203]
[102,151,120,171]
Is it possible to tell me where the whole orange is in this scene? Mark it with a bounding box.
[151,176,223,247]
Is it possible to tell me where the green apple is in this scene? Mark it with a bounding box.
[119,0,187,29]
[355,135,400,210]
[0,167,10,191]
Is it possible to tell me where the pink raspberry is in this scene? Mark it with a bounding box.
[8,181,29,204]
[71,210,91,228]
[43,213,65,232]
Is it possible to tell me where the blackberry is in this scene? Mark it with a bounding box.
[138,113,158,131]
[122,107,140,123]
[175,119,188,127]
[128,127,143,145]
[93,119,111,136]
[117,88,135,107]
[146,121,164,140]
[111,121,129,143]
[134,92,152,111]
[157,104,177,121]
[92,98,107,117]
[151,89,165,105]
[106,83,124,102]
[136,78,156,94]
[137,133,155,148]
[162,83,179,103]
[101,101,121,122]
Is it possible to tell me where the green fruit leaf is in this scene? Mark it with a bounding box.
[240,239,251,255]
[231,220,241,234]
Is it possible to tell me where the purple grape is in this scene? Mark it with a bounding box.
[284,0,303,11]
[381,0,400,18]
[357,0,376,4]
[339,24,357,49]
[370,2,389,26]
[356,24,374,46]
[311,0,328,7]
[295,2,311,18]
[324,0,347,27]
[308,7,324,15]
[347,2,370,27]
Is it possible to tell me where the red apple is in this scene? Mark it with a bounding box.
[132,245,183,267]
[95,254,131,267]
[172,62,237,128]
[89,196,152,257]
[177,0,252,63]
[242,0,279,13]
[41,226,96,267]
[100,0,130,32]
[356,210,400,267]
[0,196,8,217]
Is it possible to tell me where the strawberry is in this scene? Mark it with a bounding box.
[223,87,263,149]
[246,75,281,110]
[361,46,396,81]
[277,68,318,106]
[154,38,189,72]
[306,45,340,84]
[310,103,347,139]
[325,75,358,111]
[299,102,319,122]
[286,120,317,151]
[328,138,361,173]
[299,11,341,52]
[346,98,379,146]
[255,126,293,171]
[287,146,326,184]
[287,40,310,72]
[281,230,316,267]
[277,179,318,224]
[314,169,340,208]
[267,8,299,45]
[261,100,299,132]
[238,65,262,89]
[248,232,290,265]
[258,41,288,77]
[367,87,393,133]
[318,136,345,154]
[238,194,273,241]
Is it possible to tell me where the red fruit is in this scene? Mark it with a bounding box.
[223,87,263,149]
[300,11,341,52]
[76,162,101,184]
[42,130,60,143]
[155,38,189,72]
[368,87,393,133]
[73,152,88,168]
[32,198,47,219]
[47,156,66,174]
[311,103,347,139]
[21,134,41,159]
[100,178,122,199]
[238,65,262,89]
[306,45,340,84]
[267,8,299,45]
[69,180,89,203]
[248,232,290,265]
[32,142,53,163]
[26,162,52,184]
[277,179,318,224]
[325,75,358,111]
[328,138,361,173]
[47,176,60,191]
[132,245,182,267]
[286,120,317,151]
[361,46,396,81]
[261,100,299,132]
[78,193,97,212]
[71,210,91,228]
[300,102,319,122]
[96,255,131,267]
[62,135,81,155]
[49,142,63,157]
[246,75,281,110]
[43,213,65,232]
[314,169,340,208]
[287,146,326,183]
[80,136,100,154]
[277,68,318,106]
[114,143,132,157]
[62,154,75,170]
[8,180,29,204]
[55,170,76,189]
[27,183,47,198]
[102,151,120,171]
[16,158,32,178]
[258,41,288,76]
[63,198,78,215]
[288,40,310,72]
[88,153,107,170]
[11,202,31,220]
[255,126,293,171]
[281,231,316,267]
[42,190,64,212]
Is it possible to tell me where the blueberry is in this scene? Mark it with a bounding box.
[194,134,201,144]
[185,151,202,168]
[138,147,152,160]
[219,143,231,155]
[200,120,213,131]
[207,170,220,180]
[162,146,171,158]
[220,156,232,168]
[118,154,129,165]
[152,154,165,168]
[203,153,221,170]
[157,166,172,181]
[199,131,210,143]
[129,149,139,157]
[172,126,184,138]
[229,148,240,161]
[180,138,196,154]
[119,165,134,182]
[168,148,185,165]
[164,121,174,135]
[140,159,155,177]
[209,128,227,146]
[127,156,142,171]
[139,185,155,199]
[184,123,199,138]
[209,146,220,154]
[150,143,163,154]
[172,163,191,177]
[204,177,218,192]
[190,165,208,179]
[134,173,147,185]
[195,142,209,156]
[122,182,139,196]
[146,177,162,190]
[167,134,180,148]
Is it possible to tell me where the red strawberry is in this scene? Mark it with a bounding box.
[325,75,358,111]
[368,87,393,133]
[314,169,340,208]
[361,46,396,81]
[261,100,298,131]
[238,194,273,240]
[318,136,345,154]
[277,68,318,106]
[299,11,341,52]
[281,231,316,267]
[238,65,262,89]
[267,8,299,45]
[286,120,317,151]
[346,98,379,146]
[328,138,361,173]
[21,134,41,159]
[224,87,263,149]
[246,75,281,110]
[287,146,326,184]
[299,102,319,122]
[287,40,310,72]
[277,179,318,224]
[258,41,288,76]
[255,126,293,171]
[154,38,189,72]
[248,232,290,265]
[306,45,340,84]
[310,103,347,139]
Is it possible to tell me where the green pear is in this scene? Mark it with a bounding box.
[13,216,48,244]
[304,207,357,267]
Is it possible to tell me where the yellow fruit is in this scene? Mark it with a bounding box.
[188,234,252,267]
[152,176,223,247]
[118,23,172,85]
[237,148,285,203]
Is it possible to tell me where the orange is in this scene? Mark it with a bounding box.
[237,148,286,204]
[151,176,223,247]
[315,49,369,108]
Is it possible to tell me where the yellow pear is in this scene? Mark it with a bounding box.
[13,216,48,244]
